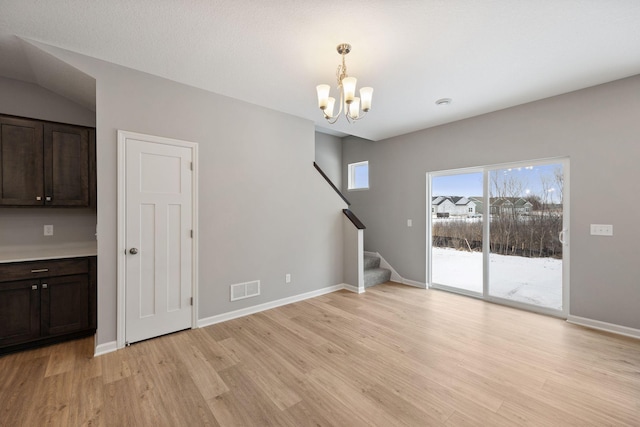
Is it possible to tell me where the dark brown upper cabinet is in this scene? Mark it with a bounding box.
[44,122,90,206]
[0,116,44,206]
[0,115,95,207]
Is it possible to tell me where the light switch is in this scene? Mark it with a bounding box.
[590,224,613,236]
[44,225,54,236]
[407,219,412,227]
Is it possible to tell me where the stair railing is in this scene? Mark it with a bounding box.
[313,162,351,205]
[314,162,366,293]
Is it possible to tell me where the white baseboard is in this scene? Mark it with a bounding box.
[401,278,427,289]
[197,284,345,328]
[567,315,640,340]
[94,340,118,357]
[343,283,364,294]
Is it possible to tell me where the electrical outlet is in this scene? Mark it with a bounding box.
[407,219,412,227]
[285,274,291,284]
[44,225,54,236]
[590,224,613,236]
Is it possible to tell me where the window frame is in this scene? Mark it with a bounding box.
[347,160,369,191]
[426,156,570,319]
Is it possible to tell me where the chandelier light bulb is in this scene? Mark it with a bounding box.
[316,84,330,109]
[342,77,357,104]
[360,87,373,112]
[349,97,361,119]
[325,97,336,118]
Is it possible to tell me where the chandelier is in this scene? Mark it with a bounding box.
[316,43,373,124]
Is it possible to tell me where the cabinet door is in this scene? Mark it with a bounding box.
[41,274,89,336]
[0,280,40,346]
[0,116,44,206]
[44,123,90,206]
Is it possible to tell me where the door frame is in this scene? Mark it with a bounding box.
[426,156,570,318]
[116,130,199,349]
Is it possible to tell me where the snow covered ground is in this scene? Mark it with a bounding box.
[432,247,562,310]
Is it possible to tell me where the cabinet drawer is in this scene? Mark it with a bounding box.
[0,258,89,282]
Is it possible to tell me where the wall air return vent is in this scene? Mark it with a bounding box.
[230,280,261,302]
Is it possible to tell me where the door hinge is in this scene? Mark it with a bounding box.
[190,162,193,171]
[190,297,193,306]
[190,229,193,238]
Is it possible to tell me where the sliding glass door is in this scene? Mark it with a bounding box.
[428,159,569,316]
[430,171,484,295]
[487,163,566,310]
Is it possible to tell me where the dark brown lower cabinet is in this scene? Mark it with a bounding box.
[42,274,90,336]
[0,280,40,347]
[0,256,96,354]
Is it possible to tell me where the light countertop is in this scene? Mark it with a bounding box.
[0,242,97,263]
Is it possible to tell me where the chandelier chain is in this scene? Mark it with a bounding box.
[336,53,348,87]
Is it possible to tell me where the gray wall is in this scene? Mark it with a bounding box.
[0,76,95,127]
[0,77,97,249]
[314,132,343,189]
[34,43,345,346]
[343,74,640,330]
[0,209,96,247]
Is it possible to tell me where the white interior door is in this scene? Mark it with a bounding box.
[120,131,196,345]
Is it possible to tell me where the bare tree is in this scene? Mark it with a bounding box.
[553,166,564,205]
[433,166,563,259]
[489,170,527,255]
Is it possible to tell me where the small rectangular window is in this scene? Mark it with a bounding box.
[348,161,369,190]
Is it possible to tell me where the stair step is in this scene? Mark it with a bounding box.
[364,254,381,270]
[364,267,392,288]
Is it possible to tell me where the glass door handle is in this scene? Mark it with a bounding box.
[559,230,567,245]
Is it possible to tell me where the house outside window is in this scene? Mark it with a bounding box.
[348,161,369,190]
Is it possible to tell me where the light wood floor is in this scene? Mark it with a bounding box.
[1,283,639,426]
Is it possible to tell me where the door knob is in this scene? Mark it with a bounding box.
[129,248,138,255]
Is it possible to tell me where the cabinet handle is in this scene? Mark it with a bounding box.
[45,196,52,202]
[36,196,42,201]
[42,283,48,289]
[31,268,49,273]
[32,284,38,290]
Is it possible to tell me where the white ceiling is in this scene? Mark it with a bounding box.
[1,1,640,141]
